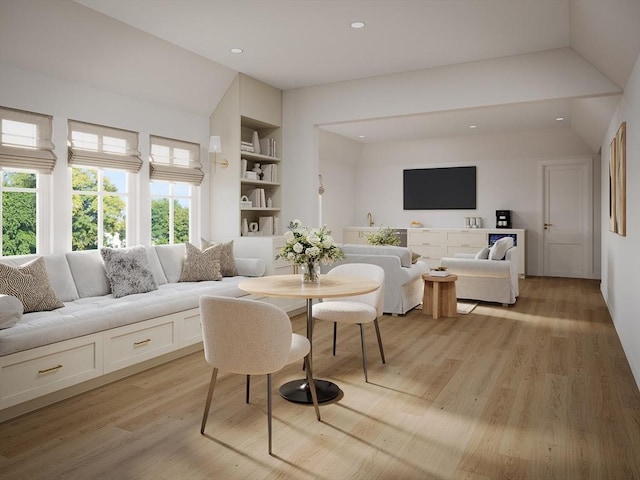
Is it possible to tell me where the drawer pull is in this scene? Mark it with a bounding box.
[134,338,151,347]
[38,364,63,374]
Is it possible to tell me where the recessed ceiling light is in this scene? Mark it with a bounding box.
[469,125,477,129]
[230,48,243,54]
[358,135,365,138]
[350,21,365,29]
[555,117,565,121]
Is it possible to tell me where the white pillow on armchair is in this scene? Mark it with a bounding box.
[489,237,514,260]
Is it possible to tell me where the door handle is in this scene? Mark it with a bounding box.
[544,223,553,230]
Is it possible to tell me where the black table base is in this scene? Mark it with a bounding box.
[279,378,339,404]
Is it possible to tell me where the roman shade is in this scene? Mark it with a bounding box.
[149,135,203,185]
[0,106,57,173]
[68,119,142,172]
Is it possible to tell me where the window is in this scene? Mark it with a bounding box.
[68,120,140,251]
[0,107,56,255]
[1,170,38,255]
[71,167,128,251]
[151,182,191,245]
[149,136,202,244]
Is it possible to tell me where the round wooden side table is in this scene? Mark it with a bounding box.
[421,273,458,319]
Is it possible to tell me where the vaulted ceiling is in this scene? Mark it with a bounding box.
[1,0,638,150]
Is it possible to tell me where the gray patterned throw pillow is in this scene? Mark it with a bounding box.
[179,242,222,282]
[101,246,158,298]
[202,239,238,277]
[0,257,64,313]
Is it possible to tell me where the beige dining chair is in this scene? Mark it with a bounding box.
[312,263,385,382]
[199,295,321,455]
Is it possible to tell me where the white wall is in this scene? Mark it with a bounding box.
[600,54,640,388]
[318,129,360,242]
[350,128,596,277]
[0,64,211,253]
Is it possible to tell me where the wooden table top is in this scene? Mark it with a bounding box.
[422,273,458,283]
[239,274,380,299]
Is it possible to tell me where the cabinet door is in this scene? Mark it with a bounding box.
[343,230,360,244]
[447,231,486,247]
[408,230,447,246]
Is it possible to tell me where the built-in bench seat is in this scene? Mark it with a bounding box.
[0,243,265,417]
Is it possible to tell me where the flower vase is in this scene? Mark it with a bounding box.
[300,261,320,284]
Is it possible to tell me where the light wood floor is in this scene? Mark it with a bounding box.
[1,277,639,479]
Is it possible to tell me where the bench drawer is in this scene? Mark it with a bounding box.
[104,319,177,373]
[181,311,203,347]
[0,334,102,408]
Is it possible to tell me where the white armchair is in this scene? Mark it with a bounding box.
[440,243,519,306]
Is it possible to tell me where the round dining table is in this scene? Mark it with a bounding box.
[238,274,380,403]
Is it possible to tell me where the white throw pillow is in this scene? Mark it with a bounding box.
[474,247,490,259]
[0,294,23,329]
[489,237,514,260]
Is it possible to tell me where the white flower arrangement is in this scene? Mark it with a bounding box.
[277,220,344,265]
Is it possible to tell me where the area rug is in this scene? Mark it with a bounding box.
[415,302,478,314]
[456,301,478,314]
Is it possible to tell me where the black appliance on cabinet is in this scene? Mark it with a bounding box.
[496,210,511,228]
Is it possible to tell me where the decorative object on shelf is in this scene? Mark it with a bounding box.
[365,226,401,246]
[249,222,259,233]
[244,171,258,180]
[410,220,423,228]
[252,163,263,180]
[266,197,273,208]
[276,220,344,283]
[239,195,252,209]
[252,131,261,154]
[469,217,477,228]
[465,217,471,228]
[242,218,249,236]
[208,135,228,170]
[475,217,482,228]
[259,216,274,235]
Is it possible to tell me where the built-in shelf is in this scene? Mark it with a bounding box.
[241,179,280,187]
[241,152,280,163]
[240,207,281,212]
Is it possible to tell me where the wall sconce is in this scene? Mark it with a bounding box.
[209,135,228,170]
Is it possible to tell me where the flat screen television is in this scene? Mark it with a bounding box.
[403,166,476,210]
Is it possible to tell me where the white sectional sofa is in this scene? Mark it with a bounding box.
[322,244,430,315]
[0,244,265,418]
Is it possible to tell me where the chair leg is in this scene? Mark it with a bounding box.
[246,375,250,403]
[201,367,219,434]
[304,355,321,421]
[359,324,369,382]
[332,322,337,356]
[267,373,273,455]
[373,318,386,364]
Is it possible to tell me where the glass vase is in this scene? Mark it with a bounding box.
[300,261,320,284]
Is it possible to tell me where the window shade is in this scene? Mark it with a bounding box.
[149,135,203,185]
[68,120,142,172]
[0,106,57,173]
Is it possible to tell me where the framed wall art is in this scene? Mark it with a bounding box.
[609,122,626,236]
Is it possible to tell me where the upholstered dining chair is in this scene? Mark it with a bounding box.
[311,263,385,382]
[199,295,321,455]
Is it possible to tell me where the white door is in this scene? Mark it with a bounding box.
[542,159,593,278]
